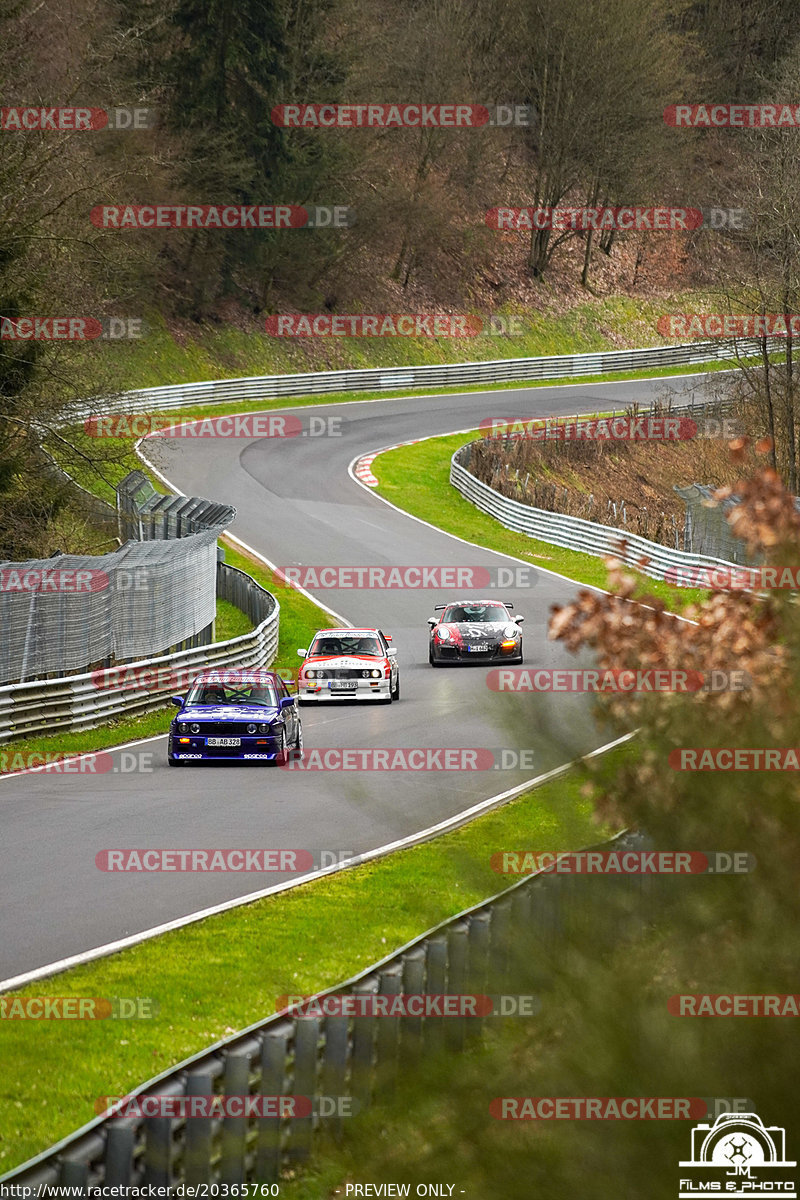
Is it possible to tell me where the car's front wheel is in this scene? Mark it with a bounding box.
[273,727,289,765]
[291,720,304,759]
[391,674,400,701]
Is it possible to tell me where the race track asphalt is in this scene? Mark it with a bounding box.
[0,371,711,980]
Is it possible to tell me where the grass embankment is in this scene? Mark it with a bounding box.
[370,430,710,612]
[0,742,621,1173]
[89,296,718,392]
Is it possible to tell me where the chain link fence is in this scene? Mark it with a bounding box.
[0,473,236,685]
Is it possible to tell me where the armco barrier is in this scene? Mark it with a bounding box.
[66,337,769,420]
[0,829,651,1190]
[0,562,279,745]
[451,444,749,585]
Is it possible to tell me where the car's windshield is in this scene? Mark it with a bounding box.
[185,679,280,707]
[442,604,510,624]
[310,634,383,657]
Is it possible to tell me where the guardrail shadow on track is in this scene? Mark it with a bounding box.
[0,831,657,1190]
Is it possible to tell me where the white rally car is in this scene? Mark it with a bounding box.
[297,628,399,703]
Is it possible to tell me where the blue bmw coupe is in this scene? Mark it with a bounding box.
[167,670,303,766]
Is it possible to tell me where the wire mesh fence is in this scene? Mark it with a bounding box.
[0,474,236,685]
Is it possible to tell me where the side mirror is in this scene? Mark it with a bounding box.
[170,696,184,707]
[297,648,307,658]
[427,618,437,627]
[387,646,397,656]
[279,696,295,709]
[515,615,525,624]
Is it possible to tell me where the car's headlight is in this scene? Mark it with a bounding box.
[177,722,188,733]
[259,723,269,733]
[247,723,257,734]
[190,723,200,733]
[436,627,451,641]
[305,669,317,679]
[503,624,518,638]
[370,669,381,678]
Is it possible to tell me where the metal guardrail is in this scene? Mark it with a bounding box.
[66,338,769,419]
[0,562,279,745]
[450,390,748,585]
[1,829,650,1189]
[451,452,745,584]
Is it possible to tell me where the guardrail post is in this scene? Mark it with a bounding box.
[375,963,403,1093]
[104,1121,136,1186]
[467,911,491,1036]
[286,1017,320,1165]
[445,921,469,1051]
[401,946,426,1054]
[255,1023,290,1182]
[488,899,512,992]
[220,1049,251,1183]
[423,935,447,1051]
[183,1069,216,1184]
[142,1111,172,1186]
[350,978,379,1109]
[321,1014,349,1141]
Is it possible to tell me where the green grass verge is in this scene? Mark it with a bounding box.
[90,296,723,392]
[370,429,710,613]
[214,598,255,642]
[0,746,620,1173]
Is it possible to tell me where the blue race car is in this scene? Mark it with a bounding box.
[167,670,303,766]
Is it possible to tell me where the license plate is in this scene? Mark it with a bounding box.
[329,680,358,689]
[466,644,486,652]
[206,737,241,747]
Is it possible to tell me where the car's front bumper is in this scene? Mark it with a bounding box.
[431,643,522,664]
[168,732,284,761]
[300,680,391,701]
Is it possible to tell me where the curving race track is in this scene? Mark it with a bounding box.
[0,373,709,982]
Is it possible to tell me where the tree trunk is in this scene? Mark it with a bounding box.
[761,336,778,472]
